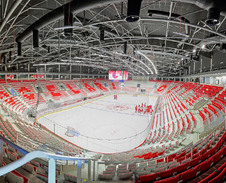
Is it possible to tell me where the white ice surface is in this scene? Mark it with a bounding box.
[38,94,158,153]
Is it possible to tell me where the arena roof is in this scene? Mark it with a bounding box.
[0,0,226,76]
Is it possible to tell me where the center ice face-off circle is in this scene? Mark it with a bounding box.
[106,104,129,111]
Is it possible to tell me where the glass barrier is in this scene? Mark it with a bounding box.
[35,91,157,153]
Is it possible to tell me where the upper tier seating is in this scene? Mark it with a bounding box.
[41,81,69,100]
[61,80,81,95]
[93,81,108,92]
[10,82,36,94]
[82,82,96,92]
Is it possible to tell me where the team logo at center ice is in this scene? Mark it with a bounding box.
[106,104,129,111]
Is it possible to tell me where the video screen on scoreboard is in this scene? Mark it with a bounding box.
[109,71,123,80]
[123,71,128,80]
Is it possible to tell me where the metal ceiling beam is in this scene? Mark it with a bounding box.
[16,0,125,42]
[0,0,31,46]
[139,50,187,59]
[0,0,22,33]
[85,18,226,39]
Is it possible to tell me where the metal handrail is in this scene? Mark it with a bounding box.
[0,150,92,175]
[0,134,93,183]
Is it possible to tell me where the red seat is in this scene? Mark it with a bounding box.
[200,151,210,161]
[158,167,177,179]
[198,171,218,183]
[209,145,217,156]
[208,167,226,183]
[222,146,226,156]
[155,174,180,183]
[190,156,200,167]
[212,150,223,165]
[218,162,226,172]
[198,158,212,174]
[192,147,198,154]
[177,156,186,163]
[176,161,190,174]
[139,173,159,183]
[180,165,199,182]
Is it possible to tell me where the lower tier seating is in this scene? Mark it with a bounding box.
[136,129,226,183]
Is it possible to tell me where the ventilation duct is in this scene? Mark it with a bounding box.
[16,0,124,43]
[173,0,226,25]
[126,0,143,22]
[148,10,190,23]
[9,51,12,60]
[17,42,22,56]
[99,26,105,42]
[124,42,127,54]
[64,4,73,36]
[206,8,221,26]
[33,29,39,48]
[48,46,51,53]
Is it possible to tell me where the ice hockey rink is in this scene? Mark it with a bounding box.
[38,94,158,153]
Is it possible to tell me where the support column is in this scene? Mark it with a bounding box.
[193,61,196,73]
[28,63,30,72]
[210,55,213,71]
[44,65,47,72]
[58,64,60,72]
[93,160,96,181]
[48,158,56,183]
[0,139,4,167]
[77,160,82,183]
[88,160,91,183]
[200,56,202,73]
[70,65,72,73]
